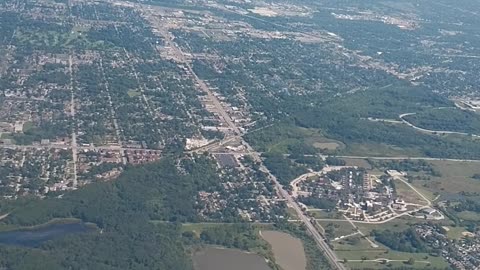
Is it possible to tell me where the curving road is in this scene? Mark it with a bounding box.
[399,113,480,138]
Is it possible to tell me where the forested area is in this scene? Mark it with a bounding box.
[454,199,480,213]
[196,224,268,251]
[241,83,480,159]
[262,152,308,185]
[0,155,222,269]
[372,229,428,253]
[298,197,337,210]
[369,159,441,176]
[403,108,480,135]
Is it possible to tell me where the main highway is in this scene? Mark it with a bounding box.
[170,28,347,266]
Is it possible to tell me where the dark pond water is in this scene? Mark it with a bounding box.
[0,222,95,247]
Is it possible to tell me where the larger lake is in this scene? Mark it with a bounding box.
[0,222,95,247]
[193,247,271,270]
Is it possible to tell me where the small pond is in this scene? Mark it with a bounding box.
[0,222,95,247]
[193,247,271,270]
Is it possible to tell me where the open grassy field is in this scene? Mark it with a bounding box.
[308,209,342,219]
[444,225,470,240]
[179,222,274,236]
[286,206,300,220]
[346,258,447,270]
[456,210,480,221]
[316,220,357,240]
[22,121,34,132]
[342,158,373,169]
[273,129,344,153]
[127,90,142,97]
[340,143,422,157]
[14,27,109,51]
[245,124,345,154]
[408,183,437,202]
[335,240,448,269]
[409,160,480,200]
[394,178,429,205]
[354,216,417,235]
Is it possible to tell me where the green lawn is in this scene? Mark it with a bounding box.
[457,211,480,221]
[127,90,142,97]
[178,222,274,236]
[342,158,373,169]
[346,259,445,269]
[335,241,448,269]
[394,178,428,205]
[245,124,344,155]
[14,28,112,50]
[22,121,34,132]
[409,160,480,200]
[445,226,469,239]
[308,209,342,219]
[355,217,417,235]
[334,218,450,269]
[0,133,14,140]
[340,143,422,157]
[317,220,357,240]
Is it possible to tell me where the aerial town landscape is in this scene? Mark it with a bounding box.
[0,0,479,269]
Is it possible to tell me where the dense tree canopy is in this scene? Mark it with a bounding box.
[0,155,221,270]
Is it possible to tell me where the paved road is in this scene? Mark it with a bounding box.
[162,22,347,267]
[394,176,431,206]
[68,54,78,188]
[399,112,480,138]
[246,146,346,270]
[0,143,161,153]
[342,215,378,247]
[290,172,319,198]
[96,19,127,165]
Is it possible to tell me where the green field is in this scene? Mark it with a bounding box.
[342,158,373,169]
[444,226,470,239]
[127,90,142,97]
[354,217,417,235]
[335,240,448,269]
[409,160,480,199]
[394,178,429,205]
[324,216,450,269]
[308,209,342,219]
[317,220,357,240]
[456,211,480,221]
[179,222,274,236]
[403,107,480,135]
[340,143,422,157]
[14,28,110,51]
[22,121,34,132]
[245,124,344,154]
